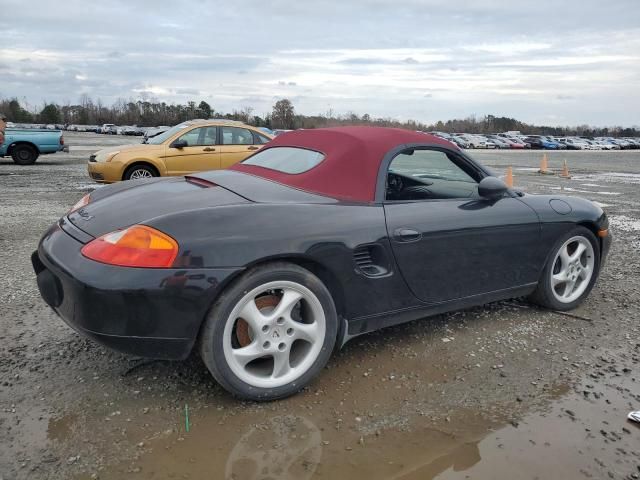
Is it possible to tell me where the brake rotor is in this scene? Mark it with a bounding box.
[236,294,280,347]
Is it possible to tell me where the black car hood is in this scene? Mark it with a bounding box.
[68,176,248,238]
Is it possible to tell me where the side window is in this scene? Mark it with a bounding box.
[201,127,217,146]
[176,127,203,147]
[253,132,271,144]
[176,126,217,146]
[386,149,480,201]
[222,127,254,145]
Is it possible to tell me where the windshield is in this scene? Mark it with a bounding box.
[147,123,189,145]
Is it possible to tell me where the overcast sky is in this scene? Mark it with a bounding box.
[1,0,638,126]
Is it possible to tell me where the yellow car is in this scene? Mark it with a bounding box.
[87,120,273,182]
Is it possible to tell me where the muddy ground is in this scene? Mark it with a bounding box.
[1,132,639,479]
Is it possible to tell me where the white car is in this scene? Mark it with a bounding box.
[561,138,588,150]
[100,124,117,134]
[454,134,492,149]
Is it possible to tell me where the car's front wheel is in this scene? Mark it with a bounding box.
[123,164,157,180]
[200,262,338,400]
[529,226,600,311]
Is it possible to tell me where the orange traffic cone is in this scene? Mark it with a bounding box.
[538,153,552,174]
[559,159,571,179]
[505,166,514,188]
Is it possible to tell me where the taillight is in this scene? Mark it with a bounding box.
[60,135,64,145]
[69,193,90,213]
[81,225,179,268]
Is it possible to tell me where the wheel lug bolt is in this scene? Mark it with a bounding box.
[276,317,285,325]
[263,341,270,349]
[278,342,286,351]
[286,328,294,336]
[261,325,269,333]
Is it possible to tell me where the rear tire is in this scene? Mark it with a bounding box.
[529,226,600,311]
[11,144,39,165]
[199,262,338,401]
[123,164,157,180]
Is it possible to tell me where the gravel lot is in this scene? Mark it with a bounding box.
[1,132,639,479]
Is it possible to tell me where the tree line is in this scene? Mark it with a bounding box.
[1,96,637,137]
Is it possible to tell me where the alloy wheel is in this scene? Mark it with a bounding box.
[129,168,153,180]
[550,235,595,304]
[222,281,326,389]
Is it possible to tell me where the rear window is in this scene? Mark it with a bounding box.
[242,147,324,174]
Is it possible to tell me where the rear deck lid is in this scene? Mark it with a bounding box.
[68,176,248,238]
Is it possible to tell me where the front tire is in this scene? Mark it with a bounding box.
[200,262,338,401]
[529,226,600,311]
[11,144,39,165]
[123,164,157,180]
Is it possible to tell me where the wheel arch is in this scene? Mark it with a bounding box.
[7,141,40,155]
[576,220,604,258]
[192,254,347,355]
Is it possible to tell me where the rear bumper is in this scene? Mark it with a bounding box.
[33,223,242,359]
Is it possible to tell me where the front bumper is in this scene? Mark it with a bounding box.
[33,222,242,359]
[87,160,121,183]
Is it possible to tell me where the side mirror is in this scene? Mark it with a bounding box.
[478,176,508,200]
[170,139,188,149]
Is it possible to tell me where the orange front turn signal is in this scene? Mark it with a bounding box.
[81,225,179,268]
[598,229,609,238]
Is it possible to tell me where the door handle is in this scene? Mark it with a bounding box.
[203,147,216,152]
[393,228,422,242]
[247,146,259,151]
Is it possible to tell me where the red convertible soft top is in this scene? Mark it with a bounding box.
[230,127,457,202]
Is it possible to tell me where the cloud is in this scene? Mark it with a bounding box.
[0,0,638,125]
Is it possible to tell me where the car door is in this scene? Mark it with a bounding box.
[163,126,220,175]
[383,147,541,304]
[219,126,266,168]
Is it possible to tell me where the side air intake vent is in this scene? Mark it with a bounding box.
[353,244,390,277]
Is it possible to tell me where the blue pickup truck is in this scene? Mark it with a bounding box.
[0,128,67,165]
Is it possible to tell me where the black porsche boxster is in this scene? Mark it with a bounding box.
[33,127,611,400]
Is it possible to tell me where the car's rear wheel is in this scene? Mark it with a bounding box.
[529,226,600,311]
[11,144,39,165]
[200,262,338,400]
[123,164,157,180]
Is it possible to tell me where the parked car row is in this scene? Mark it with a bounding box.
[428,131,640,150]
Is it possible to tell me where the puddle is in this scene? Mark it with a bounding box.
[437,370,639,479]
[86,370,640,480]
[93,407,498,479]
[48,414,78,442]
